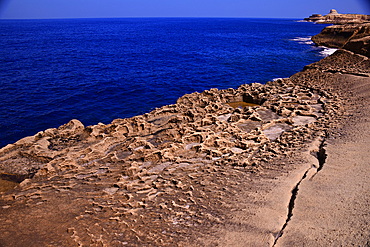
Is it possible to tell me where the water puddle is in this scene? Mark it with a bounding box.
[227,101,260,108]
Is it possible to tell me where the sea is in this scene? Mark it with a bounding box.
[0,18,333,148]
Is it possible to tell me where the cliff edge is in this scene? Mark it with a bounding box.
[304,9,370,24]
[308,11,370,57]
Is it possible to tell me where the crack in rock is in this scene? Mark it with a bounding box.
[311,136,328,180]
[272,168,310,246]
[316,139,327,173]
[273,136,328,246]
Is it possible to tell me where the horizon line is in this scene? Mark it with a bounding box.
[0,16,304,21]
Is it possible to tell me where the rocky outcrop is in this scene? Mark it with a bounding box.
[0,81,337,180]
[306,10,370,57]
[343,35,370,57]
[312,23,370,57]
[305,9,370,24]
[0,75,344,245]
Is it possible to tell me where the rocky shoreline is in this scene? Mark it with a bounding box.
[304,9,370,24]
[0,15,369,246]
[305,9,370,58]
[312,23,370,57]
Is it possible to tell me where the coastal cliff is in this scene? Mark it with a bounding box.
[0,16,369,246]
[304,9,370,24]
[309,10,370,57]
[312,23,370,57]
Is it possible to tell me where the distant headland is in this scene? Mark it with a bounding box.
[304,9,370,24]
[306,9,370,57]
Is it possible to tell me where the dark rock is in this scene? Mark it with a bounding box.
[344,35,370,57]
[312,23,370,57]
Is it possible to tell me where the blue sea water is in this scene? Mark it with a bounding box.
[0,18,329,148]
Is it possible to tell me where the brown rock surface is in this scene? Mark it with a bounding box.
[200,49,370,246]
[1,76,338,246]
[277,73,370,246]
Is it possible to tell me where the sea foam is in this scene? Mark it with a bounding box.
[319,47,338,57]
[290,37,314,45]
[291,36,337,57]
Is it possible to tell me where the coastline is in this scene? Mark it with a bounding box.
[0,18,330,149]
[0,16,369,246]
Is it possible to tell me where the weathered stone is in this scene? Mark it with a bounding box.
[1,47,360,246]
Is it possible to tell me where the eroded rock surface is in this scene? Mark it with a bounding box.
[274,50,370,247]
[0,74,344,245]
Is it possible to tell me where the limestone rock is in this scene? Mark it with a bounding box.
[304,9,370,24]
[312,23,370,57]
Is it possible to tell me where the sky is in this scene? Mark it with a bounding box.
[0,0,369,19]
